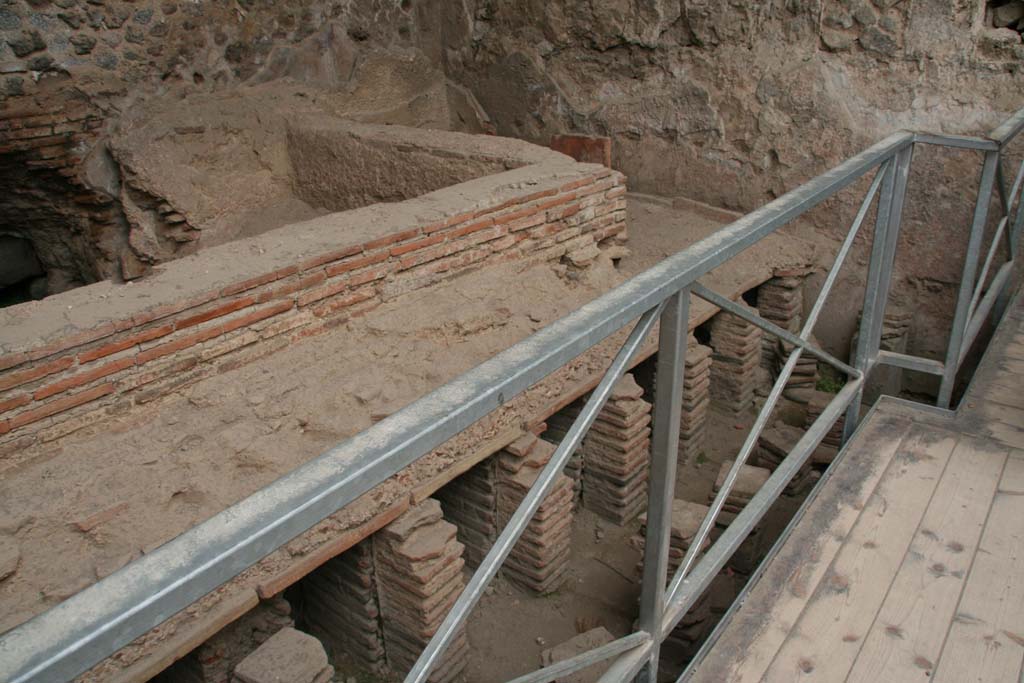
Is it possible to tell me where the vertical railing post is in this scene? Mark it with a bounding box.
[636,289,688,683]
[844,147,912,440]
[937,150,1000,408]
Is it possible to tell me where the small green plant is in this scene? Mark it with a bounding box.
[816,368,846,394]
[694,451,708,465]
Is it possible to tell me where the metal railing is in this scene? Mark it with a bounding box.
[1,108,1022,683]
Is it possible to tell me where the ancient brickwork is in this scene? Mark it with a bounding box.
[0,167,626,458]
[709,306,763,413]
[581,374,652,525]
[373,500,469,683]
[435,457,500,568]
[680,338,712,463]
[495,434,575,594]
[301,541,387,675]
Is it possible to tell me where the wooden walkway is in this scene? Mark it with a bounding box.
[688,292,1024,683]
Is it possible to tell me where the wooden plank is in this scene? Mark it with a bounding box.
[687,411,914,683]
[846,436,1006,681]
[966,401,1024,450]
[762,426,957,681]
[997,451,1024,494]
[974,381,1024,410]
[932,461,1024,683]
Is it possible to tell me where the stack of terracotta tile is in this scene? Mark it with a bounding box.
[679,338,713,462]
[708,460,771,526]
[373,500,468,683]
[805,390,845,450]
[632,499,712,579]
[757,276,805,373]
[302,540,387,675]
[851,306,912,403]
[497,433,575,594]
[436,458,499,567]
[581,374,652,525]
[779,336,820,401]
[709,305,763,413]
[540,408,585,508]
[632,499,715,656]
[754,424,821,497]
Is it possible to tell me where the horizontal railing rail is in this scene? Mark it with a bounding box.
[1,108,1021,683]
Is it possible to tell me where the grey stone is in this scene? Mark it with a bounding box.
[70,34,97,55]
[7,30,45,58]
[0,9,22,30]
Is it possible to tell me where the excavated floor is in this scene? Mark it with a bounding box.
[0,194,823,681]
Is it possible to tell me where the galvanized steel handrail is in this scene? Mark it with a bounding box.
[0,108,1021,683]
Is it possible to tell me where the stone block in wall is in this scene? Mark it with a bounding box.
[581,374,651,525]
[232,627,333,683]
[301,540,387,674]
[709,305,763,413]
[373,499,468,683]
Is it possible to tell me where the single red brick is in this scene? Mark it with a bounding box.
[261,271,326,303]
[174,295,257,331]
[347,264,391,288]
[446,217,495,240]
[78,323,174,363]
[325,250,390,277]
[606,185,627,199]
[221,266,299,297]
[8,383,114,431]
[0,355,75,393]
[218,300,294,336]
[298,244,363,272]
[518,187,560,204]
[474,197,521,219]
[137,326,222,365]
[0,394,31,413]
[132,291,220,326]
[506,212,547,233]
[535,193,576,213]
[363,228,421,251]
[311,287,377,319]
[297,276,351,307]
[399,241,458,270]
[493,205,540,227]
[558,176,595,193]
[575,178,617,198]
[490,233,518,251]
[0,351,28,373]
[0,419,10,436]
[27,323,117,362]
[424,210,476,234]
[390,233,445,256]
[34,356,135,400]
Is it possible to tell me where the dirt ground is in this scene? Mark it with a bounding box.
[0,193,823,681]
